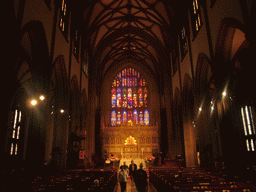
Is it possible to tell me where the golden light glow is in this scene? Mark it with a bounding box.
[60,109,65,113]
[31,99,37,106]
[124,136,137,145]
[39,95,45,101]
[128,119,133,126]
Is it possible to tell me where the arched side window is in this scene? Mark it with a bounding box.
[241,106,256,152]
[111,68,149,126]
[10,109,22,156]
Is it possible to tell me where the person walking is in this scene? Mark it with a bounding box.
[134,163,148,192]
[118,165,128,192]
[128,160,137,182]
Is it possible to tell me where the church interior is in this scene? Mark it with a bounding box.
[2,0,256,191]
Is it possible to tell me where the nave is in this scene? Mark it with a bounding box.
[3,162,256,192]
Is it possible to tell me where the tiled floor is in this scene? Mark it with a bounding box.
[113,174,157,192]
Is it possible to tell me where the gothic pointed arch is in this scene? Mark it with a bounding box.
[194,53,211,106]
[214,18,245,86]
[20,20,50,82]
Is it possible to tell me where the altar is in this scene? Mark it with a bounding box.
[102,124,159,161]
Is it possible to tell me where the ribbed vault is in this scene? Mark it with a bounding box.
[76,0,186,86]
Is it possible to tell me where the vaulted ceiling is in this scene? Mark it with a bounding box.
[74,0,187,88]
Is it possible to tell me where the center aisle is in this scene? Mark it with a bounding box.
[113,169,157,192]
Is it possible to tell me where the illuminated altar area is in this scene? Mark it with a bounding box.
[102,124,159,161]
[101,67,160,164]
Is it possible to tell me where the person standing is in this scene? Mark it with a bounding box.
[118,165,128,192]
[122,161,129,170]
[134,163,148,192]
[128,160,137,181]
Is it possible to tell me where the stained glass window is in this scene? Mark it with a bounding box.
[110,68,149,126]
[10,109,22,155]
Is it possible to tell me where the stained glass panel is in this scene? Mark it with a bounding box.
[133,110,138,125]
[123,111,127,123]
[139,111,144,125]
[117,111,121,125]
[133,90,137,107]
[111,88,116,108]
[122,89,127,108]
[128,111,132,121]
[144,87,148,107]
[128,88,132,108]
[138,88,143,107]
[117,88,121,108]
[144,110,149,125]
[111,111,116,126]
